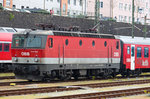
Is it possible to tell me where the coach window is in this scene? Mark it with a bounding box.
[65,39,69,46]
[4,43,9,52]
[48,38,53,48]
[137,47,142,58]
[0,43,2,51]
[116,41,119,49]
[79,40,82,46]
[104,41,107,47]
[127,46,130,54]
[144,47,149,58]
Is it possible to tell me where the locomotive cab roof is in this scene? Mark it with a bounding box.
[15,29,115,39]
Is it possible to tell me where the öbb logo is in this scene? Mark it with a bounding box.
[21,52,30,56]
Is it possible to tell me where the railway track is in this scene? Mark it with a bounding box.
[1,79,150,97]
[41,87,150,99]
[0,76,15,80]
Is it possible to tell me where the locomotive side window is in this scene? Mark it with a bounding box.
[116,41,119,49]
[144,47,149,58]
[0,43,2,51]
[92,40,95,47]
[127,46,130,54]
[79,40,82,46]
[65,39,69,46]
[137,47,142,58]
[4,43,9,52]
[104,41,107,47]
[48,38,53,48]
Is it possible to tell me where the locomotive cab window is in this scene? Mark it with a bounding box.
[144,47,149,58]
[26,36,42,48]
[48,38,53,48]
[12,36,25,48]
[0,43,2,51]
[4,43,9,52]
[137,47,142,58]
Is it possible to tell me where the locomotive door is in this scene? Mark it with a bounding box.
[58,38,64,65]
[131,45,135,70]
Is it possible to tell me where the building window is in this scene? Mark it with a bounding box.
[21,6,24,9]
[100,2,103,8]
[6,0,10,7]
[68,0,70,4]
[80,0,82,6]
[74,0,76,5]
[4,43,9,52]
[57,0,60,3]
[144,47,149,58]
[119,3,123,10]
[124,16,127,22]
[129,4,131,11]
[129,17,131,23]
[124,4,127,11]
[137,47,142,58]
[13,5,16,8]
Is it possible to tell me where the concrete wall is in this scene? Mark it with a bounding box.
[0,11,150,37]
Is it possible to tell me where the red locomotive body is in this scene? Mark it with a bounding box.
[11,30,121,81]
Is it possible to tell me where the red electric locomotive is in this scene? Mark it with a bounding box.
[11,30,121,81]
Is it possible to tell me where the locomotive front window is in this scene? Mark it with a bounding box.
[12,36,25,48]
[26,37,42,48]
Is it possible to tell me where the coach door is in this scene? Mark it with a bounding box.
[131,45,135,70]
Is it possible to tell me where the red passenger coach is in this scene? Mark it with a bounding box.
[11,30,121,81]
[115,36,150,77]
[0,32,13,71]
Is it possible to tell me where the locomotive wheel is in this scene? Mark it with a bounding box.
[59,70,72,81]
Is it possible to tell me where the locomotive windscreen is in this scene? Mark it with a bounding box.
[12,34,47,49]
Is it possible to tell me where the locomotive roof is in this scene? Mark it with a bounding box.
[115,35,150,45]
[16,29,115,39]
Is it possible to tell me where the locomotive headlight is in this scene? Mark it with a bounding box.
[34,58,38,62]
[14,57,18,62]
